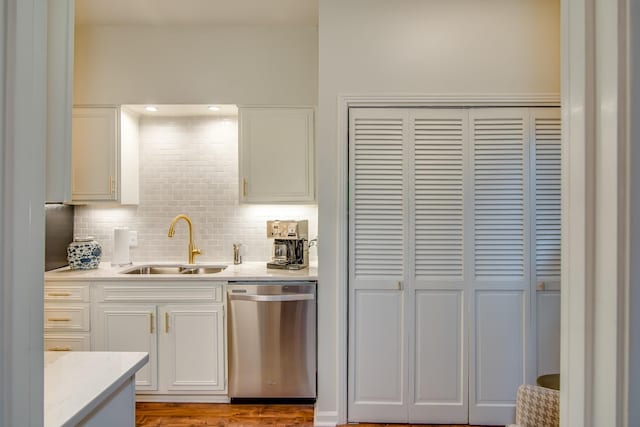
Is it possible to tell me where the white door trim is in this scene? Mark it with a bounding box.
[560,0,631,425]
[1,0,48,426]
[334,94,560,425]
[627,0,640,425]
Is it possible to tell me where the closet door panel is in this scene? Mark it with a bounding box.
[348,108,409,422]
[468,109,532,426]
[471,112,528,283]
[530,108,561,378]
[409,109,468,423]
[413,112,466,280]
[531,110,562,286]
[536,290,561,376]
[411,290,466,423]
[350,290,405,421]
[471,290,525,425]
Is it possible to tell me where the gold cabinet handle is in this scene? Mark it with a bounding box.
[242,178,248,197]
[165,312,169,333]
[149,313,154,334]
[109,175,115,194]
[397,281,403,290]
[48,317,71,322]
[48,347,72,352]
[47,292,71,297]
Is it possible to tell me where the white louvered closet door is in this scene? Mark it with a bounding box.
[468,108,533,426]
[348,107,557,426]
[348,108,409,422]
[530,109,562,378]
[409,109,469,423]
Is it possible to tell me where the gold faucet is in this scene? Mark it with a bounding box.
[168,214,201,264]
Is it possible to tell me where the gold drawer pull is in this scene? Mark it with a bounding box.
[150,313,154,334]
[243,178,248,197]
[165,312,169,333]
[47,292,71,297]
[48,347,72,352]
[48,317,71,322]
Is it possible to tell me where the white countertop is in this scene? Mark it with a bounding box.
[44,351,148,427]
[45,261,318,282]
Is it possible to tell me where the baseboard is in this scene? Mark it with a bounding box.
[314,409,339,426]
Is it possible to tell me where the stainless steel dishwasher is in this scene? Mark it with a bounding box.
[227,281,316,400]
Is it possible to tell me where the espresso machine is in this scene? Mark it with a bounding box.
[266,220,309,270]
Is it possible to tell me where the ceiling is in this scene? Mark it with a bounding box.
[75,0,318,26]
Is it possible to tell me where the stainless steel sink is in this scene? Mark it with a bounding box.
[120,264,227,275]
[179,266,226,274]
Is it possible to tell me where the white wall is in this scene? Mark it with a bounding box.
[316,0,560,423]
[74,24,318,105]
[75,115,318,264]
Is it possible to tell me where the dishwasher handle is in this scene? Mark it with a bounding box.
[228,293,314,302]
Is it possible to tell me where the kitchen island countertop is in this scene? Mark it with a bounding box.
[45,351,148,427]
[45,261,317,282]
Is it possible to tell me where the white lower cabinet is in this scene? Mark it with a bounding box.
[44,282,92,353]
[92,282,226,399]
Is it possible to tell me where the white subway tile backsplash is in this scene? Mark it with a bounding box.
[74,115,318,264]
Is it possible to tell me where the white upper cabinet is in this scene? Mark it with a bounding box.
[46,0,74,202]
[238,107,315,203]
[71,106,139,204]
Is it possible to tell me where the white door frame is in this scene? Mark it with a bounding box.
[1,0,48,426]
[560,0,632,425]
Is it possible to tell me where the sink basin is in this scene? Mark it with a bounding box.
[179,266,226,274]
[121,264,227,275]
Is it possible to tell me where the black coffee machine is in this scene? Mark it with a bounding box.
[266,220,309,270]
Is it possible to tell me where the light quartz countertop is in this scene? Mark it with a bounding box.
[44,351,148,427]
[45,261,317,282]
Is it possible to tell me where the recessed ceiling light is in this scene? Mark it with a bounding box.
[145,106,158,112]
[208,106,220,111]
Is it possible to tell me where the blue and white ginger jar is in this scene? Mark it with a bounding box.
[67,236,102,270]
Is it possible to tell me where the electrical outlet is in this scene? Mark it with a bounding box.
[129,231,138,247]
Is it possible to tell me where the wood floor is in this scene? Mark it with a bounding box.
[136,403,314,426]
[135,403,488,427]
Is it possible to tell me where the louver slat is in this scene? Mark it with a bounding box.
[353,117,404,277]
[534,117,561,279]
[414,117,464,279]
[473,117,525,279]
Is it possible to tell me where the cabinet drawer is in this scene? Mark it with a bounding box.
[44,304,90,331]
[44,333,91,351]
[44,283,90,302]
[96,284,224,303]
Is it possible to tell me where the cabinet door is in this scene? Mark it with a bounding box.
[94,304,157,391]
[72,107,118,201]
[239,107,315,203]
[161,304,225,392]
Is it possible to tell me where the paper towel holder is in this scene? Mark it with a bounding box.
[111,227,133,266]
